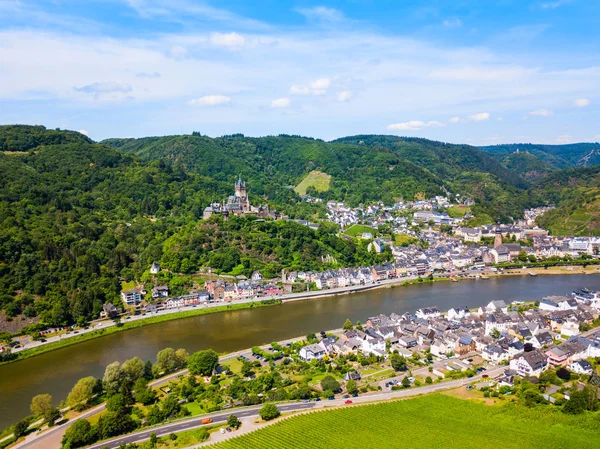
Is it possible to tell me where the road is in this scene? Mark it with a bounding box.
[85,402,317,449]
[78,367,506,449]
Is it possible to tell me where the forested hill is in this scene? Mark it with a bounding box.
[1,124,599,333]
[480,143,600,169]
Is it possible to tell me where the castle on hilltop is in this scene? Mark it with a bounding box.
[203,176,279,220]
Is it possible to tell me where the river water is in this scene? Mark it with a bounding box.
[1,274,599,429]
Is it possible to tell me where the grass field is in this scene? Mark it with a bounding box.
[294,170,331,195]
[209,394,600,449]
[343,224,377,238]
[448,206,471,218]
[394,233,417,246]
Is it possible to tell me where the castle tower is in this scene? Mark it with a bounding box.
[235,175,249,211]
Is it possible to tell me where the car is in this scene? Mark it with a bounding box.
[226,427,232,432]
[315,397,321,401]
[73,331,79,334]
[328,396,335,400]
[466,385,474,391]
[408,377,414,383]
[220,428,226,434]
[482,374,489,378]
[352,393,358,397]
[344,400,353,404]
[302,399,310,403]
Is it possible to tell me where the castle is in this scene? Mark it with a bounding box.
[203,177,279,220]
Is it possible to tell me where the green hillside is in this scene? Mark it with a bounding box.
[480,142,600,168]
[210,395,600,449]
[2,124,600,333]
[294,170,331,195]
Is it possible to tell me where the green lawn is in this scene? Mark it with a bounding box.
[209,394,600,449]
[343,224,377,238]
[394,233,417,246]
[294,170,331,195]
[183,401,204,416]
[448,206,471,218]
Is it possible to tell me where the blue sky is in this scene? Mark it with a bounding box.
[0,0,598,144]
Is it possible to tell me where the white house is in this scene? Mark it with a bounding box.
[561,321,580,337]
[539,299,560,312]
[150,261,161,274]
[431,339,454,357]
[568,360,593,375]
[447,307,468,321]
[299,342,326,361]
[509,350,548,377]
[121,288,142,306]
[482,345,509,363]
[165,297,184,308]
[415,307,441,320]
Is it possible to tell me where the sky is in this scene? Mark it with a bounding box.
[0,0,599,145]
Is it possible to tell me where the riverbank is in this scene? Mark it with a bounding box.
[0,300,281,367]
[3,267,599,367]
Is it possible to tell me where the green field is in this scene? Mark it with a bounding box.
[394,233,417,246]
[343,224,377,238]
[210,395,600,449]
[294,170,331,195]
[448,206,471,218]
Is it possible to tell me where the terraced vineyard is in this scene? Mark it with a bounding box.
[211,395,600,449]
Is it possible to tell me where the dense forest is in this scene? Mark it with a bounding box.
[1,124,599,333]
[480,142,600,169]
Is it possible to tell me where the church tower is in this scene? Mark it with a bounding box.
[235,176,249,211]
[494,230,503,248]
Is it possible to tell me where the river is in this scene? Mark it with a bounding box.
[1,274,599,429]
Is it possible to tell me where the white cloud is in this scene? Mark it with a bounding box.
[337,91,352,102]
[443,19,462,28]
[271,97,290,108]
[188,95,231,106]
[528,108,553,117]
[556,134,572,144]
[209,32,245,47]
[468,112,490,121]
[449,116,460,124]
[295,6,344,22]
[75,81,132,94]
[574,98,590,108]
[78,129,89,136]
[290,78,331,96]
[387,120,445,131]
[169,45,187,59]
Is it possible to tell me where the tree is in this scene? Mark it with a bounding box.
[390,353,407,371]
[355,321,363,331]
[490,328,501,339]
[13,419,29,438]
[146,405,164,425]
[556,367,571,381]
[306,332,316,342]
[30,394,53,420]
[103,361,123,395]
[342,318,353,330]
[227,414,241,429]
[144,360,154,380]
[425,376,433,384]
[346,380,358,396]
[61,419,97,449]
[188,349,219,376]
[241,360,253,377]
[149,432,158,447]
[97,411,136,439]
[259,403,280,421]
[320,375,341,393]
[67,376,98,408]
[155,348,188,375]
[133,378,156,405]
[121,357,145,383]
[106,394,128,414]
[402,377,411,388]
[46,408,61,427]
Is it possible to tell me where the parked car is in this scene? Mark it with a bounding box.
[482,374,489,378]
[344,400,353,405]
